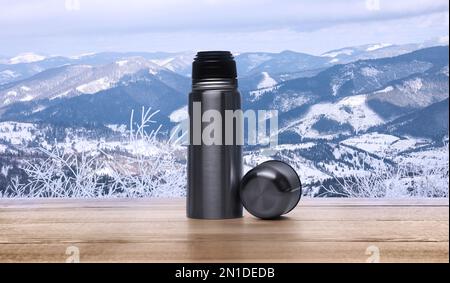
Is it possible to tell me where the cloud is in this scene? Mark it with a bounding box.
[0,0,447,55]
[0,0,448,36]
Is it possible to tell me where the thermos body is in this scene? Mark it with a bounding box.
[186,51,302,220]
[187,83,243,219]
[187,51,243,219]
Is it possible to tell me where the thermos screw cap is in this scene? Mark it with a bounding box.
[192,51,237,81]
[240,160,302,219]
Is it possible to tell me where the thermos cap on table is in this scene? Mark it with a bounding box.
[240,160,302,219]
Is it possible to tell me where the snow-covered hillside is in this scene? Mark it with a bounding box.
[282,95,384,139]
[8,53,46,64]
[0,57,170,106]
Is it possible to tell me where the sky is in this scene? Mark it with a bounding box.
[0,0,448,56]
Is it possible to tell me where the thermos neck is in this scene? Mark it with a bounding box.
[192,78,238,90]
[192,51,237,85]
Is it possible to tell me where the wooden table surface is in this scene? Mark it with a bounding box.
[0,198,448,263]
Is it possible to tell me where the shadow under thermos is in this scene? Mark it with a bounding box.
[187,51,243,219]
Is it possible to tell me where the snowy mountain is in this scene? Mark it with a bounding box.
[375,98,449,140]
[235,52,275,75]
[241,46,449,143]
[0,68,189,127]
[8,53,47,64]
[150,51,195,77]
[1,46,447,139]
[0,51,189,85]
[0,56,72,85]
[367,66,449,119]
[321,43,409,63]
[239,50,332,80]
[247,46,447,104]
[0,44,448,197]
[0,57,184,107]
[320,40,448,65]
[1,39,443,86]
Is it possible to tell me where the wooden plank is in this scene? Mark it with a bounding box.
[0,242,447,263]
[0,198,448,263]
[0,206,448,223]
[0,220,447,243]
[0,198,448,208]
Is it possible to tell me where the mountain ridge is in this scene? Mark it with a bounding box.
[0,45,448,142]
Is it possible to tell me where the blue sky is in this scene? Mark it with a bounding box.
[0,0,448,56]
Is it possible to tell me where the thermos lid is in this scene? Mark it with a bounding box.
[240,160,302,219]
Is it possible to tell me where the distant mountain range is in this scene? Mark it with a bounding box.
[2,40,446,85]
[319,41,443,64]
[0,51,194,85]
[0,40,448,196]
[0,56,189,106]
[239,46,449,142]
[0,70,188,127]
[0,42,448,143]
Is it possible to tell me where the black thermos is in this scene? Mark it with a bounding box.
[187,51,243,219]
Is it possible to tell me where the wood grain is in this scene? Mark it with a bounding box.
[0,198,448,263]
